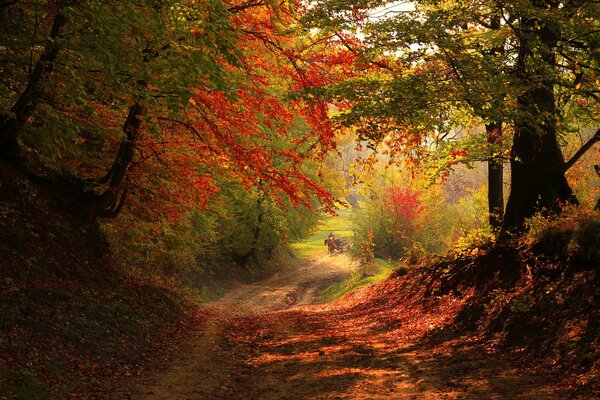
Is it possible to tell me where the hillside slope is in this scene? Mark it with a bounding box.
[0,161,204,399]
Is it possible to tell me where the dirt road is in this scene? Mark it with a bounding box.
[213,254,355,311]
[131,254,357,399]
[130,254,577,400]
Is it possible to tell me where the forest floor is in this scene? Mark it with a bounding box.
[129,253,579,400]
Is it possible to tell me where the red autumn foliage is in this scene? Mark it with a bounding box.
[384,187,424,234]
[120,1,359,221]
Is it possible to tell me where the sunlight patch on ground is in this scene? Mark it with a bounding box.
[317,368,404,378]
[252,343,353,364]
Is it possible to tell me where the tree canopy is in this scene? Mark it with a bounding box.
[301,0,600,233]
[1,0,599,247]
[0,0,352,222]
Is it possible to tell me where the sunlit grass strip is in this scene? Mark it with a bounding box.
[319,258,398,302]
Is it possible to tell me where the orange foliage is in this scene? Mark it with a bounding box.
[124,1,358,220]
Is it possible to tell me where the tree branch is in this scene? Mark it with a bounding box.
[333,32,394,73]
[0,9,66,153]
[564,128,600,172]
[227,1,265,13]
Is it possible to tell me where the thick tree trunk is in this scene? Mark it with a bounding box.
[595,165,600,211]
[486,122,504,229]
[501,6,577,236]
[502,106,576,233]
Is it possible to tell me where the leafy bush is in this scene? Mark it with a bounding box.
[105,174,325,290]
[351,178,492,263]
[524,205,600,266]
[351,186,423,261]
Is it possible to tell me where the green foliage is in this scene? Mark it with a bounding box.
[509,294,533,315]
[351,197,397,260]
[107,171,327,290]
[349,162,494,262]
[303,0,599,142]
[353,233,376,268]
[452,225,495,257]
[303,0,599,234]
[450,186,496,255]
[424,131,510,183]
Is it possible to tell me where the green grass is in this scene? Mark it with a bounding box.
[319,258,399,302]
[291,208,354,258]
[291,208,398,302]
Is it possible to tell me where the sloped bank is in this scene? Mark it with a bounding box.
[410,208,599,394]
[0,161,206,399]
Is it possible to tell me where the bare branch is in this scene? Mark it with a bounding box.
[564,128,600,172]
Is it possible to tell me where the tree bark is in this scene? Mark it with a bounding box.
[86,102,143,220]
[595,165,600,211]
[502,104,576,234]
[501,4,577,236]
[0,9,67,162]
[486,122,504,229]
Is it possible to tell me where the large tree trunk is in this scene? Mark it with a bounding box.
[502,105,576,233]
[501,5,577,236]
[486,122,504,229]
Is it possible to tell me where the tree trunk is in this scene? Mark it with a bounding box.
[501,6,577,236]
[502,108,576,234]
[486,122,504,229]
[0,10,66,162]
[84,102,144,220]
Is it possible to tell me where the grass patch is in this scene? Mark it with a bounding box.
[291,209,398,302]
[291,208,353,258]
[319,258,399,302]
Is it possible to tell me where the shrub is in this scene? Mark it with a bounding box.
[524,205,600,267]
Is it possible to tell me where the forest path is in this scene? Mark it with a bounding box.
[130,254,572,400]
[212,253,356,311]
